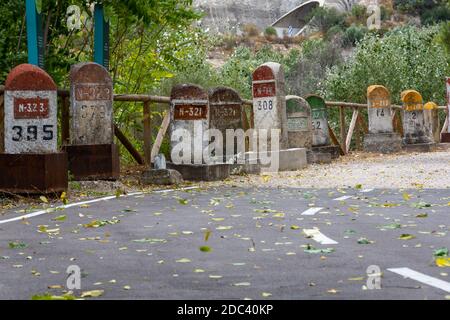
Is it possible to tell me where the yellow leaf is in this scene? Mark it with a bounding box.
[402,193,411,201]
[436,257,450,268]
[60,192,68,205]
[290,225,301,230]
[40,196,48,204]
[398,234,415,240]
[204,230,212,242]
[80,290,104,298]
[262,175,271,183]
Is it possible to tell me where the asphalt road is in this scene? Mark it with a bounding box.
[0,186,449,300]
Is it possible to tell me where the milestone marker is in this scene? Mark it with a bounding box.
[65,62,119,180]
[0,64,67,194]
[364,85,402,154]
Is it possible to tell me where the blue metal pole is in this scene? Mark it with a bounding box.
[94,3,110,69]
[26,0,39,66]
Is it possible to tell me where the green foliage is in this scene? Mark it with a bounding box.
[350,4,368,21]
[308,7,347,35]
[287,38,343,97]
[421,4,450,25]
[323,25,449,105]
[394,0,450,24]
[343,24,368,47]
[264,26,277,37]
[438,21,450,55]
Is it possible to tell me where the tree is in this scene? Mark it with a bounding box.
[323,25,449,105]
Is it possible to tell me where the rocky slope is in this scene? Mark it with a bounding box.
[193,0,367,33]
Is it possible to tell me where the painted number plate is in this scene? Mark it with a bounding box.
[14,97,49,119]
[75,85,112,101]
[213,105,241,120]
[174,105,208,120]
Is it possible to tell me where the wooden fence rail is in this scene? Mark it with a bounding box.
[0,85,448,165]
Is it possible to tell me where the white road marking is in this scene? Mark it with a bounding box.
[301,207,324,216]
[388,268,450,293]
[303,228,338,245]
[334,195,353,201]
[0,186,199,225]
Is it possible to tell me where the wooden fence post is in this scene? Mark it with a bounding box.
[143,101,152,165]
[339,106,346,152]
[345,108,359,154]
[61,96,70,145]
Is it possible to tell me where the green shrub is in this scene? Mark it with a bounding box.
[308,7,347,34]
[323,25,449,105]
[350,4,368,21]
[264,26,278,37]
[343,24,368,47]
[242,24,261,37]
[421,5,450,25]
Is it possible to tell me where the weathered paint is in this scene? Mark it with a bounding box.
[170,84,209,165]
[305,94,330,147]
[447,78,450,133]
[209,87,243,159]
[69,62,113,146]
[252,63,289,150]
[2,64,57,154]
[424,102,440,143]
[367,85,393,134]
[401,90,432,145]
[286,95,312,149]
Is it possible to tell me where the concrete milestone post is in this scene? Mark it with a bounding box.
[286,96,312,149]
[0,64,67,194]
[306,94,340,160]
[423,102,440,143]
[209,87,244,163]
[363,85,402,154]
[167,84,230,181]
[251,63,307,172]
[65,62,119,180]
[401,90,435,152]
[442,77,450,143]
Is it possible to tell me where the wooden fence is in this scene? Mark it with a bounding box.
[0,85,448,165]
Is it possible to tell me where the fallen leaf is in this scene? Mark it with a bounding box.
[233,282,250,287]
[40,196,48,204]
[436,257,450,268]
[9,242,27,249]
[32,293,75,300]
[357,238,372,245]
[398,234,416,240]
[199,246,212,253]
[433,248,449,257]
[176,258,191,263]
[52,215,67,222]
[204,230,212,242]
[80,290,104,298]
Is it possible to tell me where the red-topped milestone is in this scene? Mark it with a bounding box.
[5,64,56,91]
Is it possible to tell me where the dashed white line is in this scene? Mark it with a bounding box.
[303,228,338,245]
[333,195,353,201]
[388,268,450,293]
[0,186,199,225]
[301,207,324,216]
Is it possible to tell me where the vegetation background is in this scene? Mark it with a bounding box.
[0,0,449,162]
